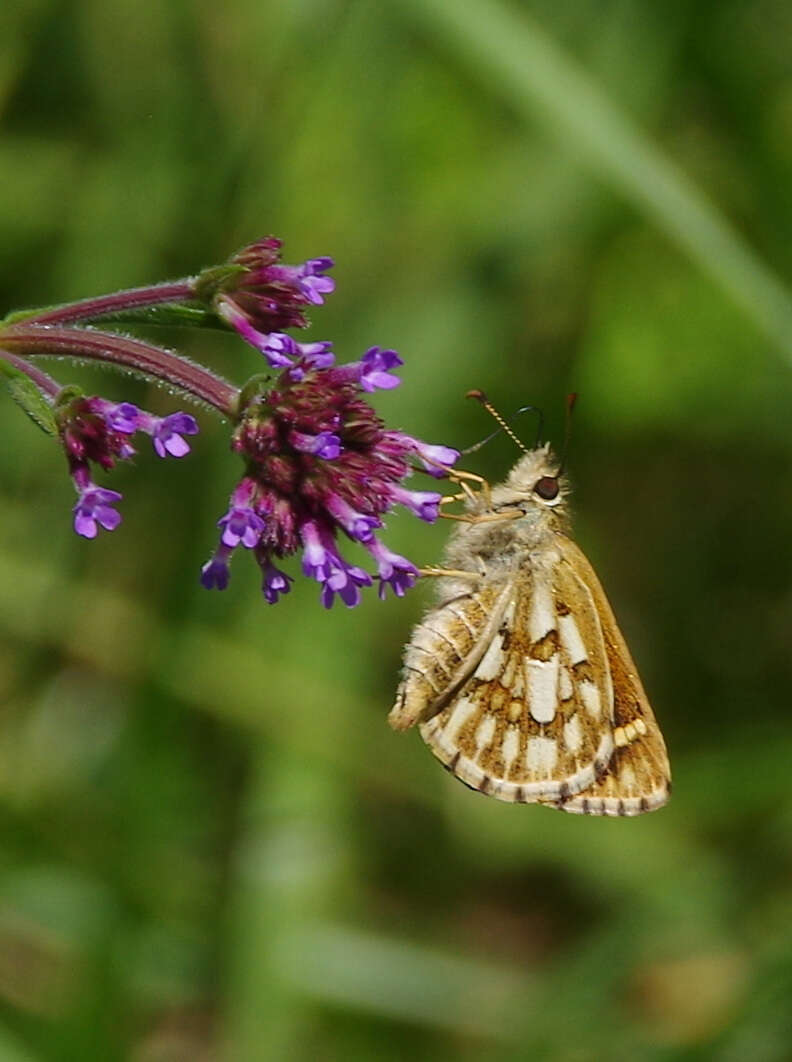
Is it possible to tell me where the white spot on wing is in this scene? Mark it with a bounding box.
[559,613,588,665]
[474,633,504,681]
[529,580,556,641]
[525,654,559,723]
[559,666,573,701]
[445,697,476,739]
[474,713,496,755]
[526,736,557,776]
[502,727,520,774]
[579,680,600,718]
[563,713,583,755]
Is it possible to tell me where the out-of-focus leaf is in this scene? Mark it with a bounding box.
[0,360,56,435]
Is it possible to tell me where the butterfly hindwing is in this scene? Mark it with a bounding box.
[388,579,514,731]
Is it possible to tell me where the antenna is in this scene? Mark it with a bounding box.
[465,390,534,454]
[556,392,578,475]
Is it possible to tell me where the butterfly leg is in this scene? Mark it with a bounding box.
[446,467,493,509]
[418,565,483,580]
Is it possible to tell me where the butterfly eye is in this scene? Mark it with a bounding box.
[534,476,559,501]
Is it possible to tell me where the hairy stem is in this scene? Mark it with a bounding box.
[10,280,197,326]
[0,324,238,414]
[0,348,60,398]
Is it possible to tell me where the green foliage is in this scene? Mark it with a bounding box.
[1,1,792,1059]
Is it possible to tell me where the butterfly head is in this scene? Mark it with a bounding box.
[501,444,568,511]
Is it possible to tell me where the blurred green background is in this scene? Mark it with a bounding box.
[2,1,792,1059]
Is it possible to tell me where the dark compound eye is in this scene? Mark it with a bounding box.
[534,476,560,501]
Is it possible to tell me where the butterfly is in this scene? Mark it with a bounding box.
[389,395,670,816]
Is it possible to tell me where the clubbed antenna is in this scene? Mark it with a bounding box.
[465,389,533,454]
[556,392,578,475]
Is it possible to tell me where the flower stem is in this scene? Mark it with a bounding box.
[0,348,60,399]
[6,280,197,326]
[0,324,238,414]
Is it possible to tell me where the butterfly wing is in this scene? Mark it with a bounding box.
[554,536,670,815]
[389,578,515,731]
[414,540,670,816]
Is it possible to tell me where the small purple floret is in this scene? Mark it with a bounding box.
[201,546,232,590]
[218,506,266,549]
[260,561,293,604]
[368,538,419,600]
[104,402,140,434]
[151,413,199,459]
[389,485,442,522]
[289,429,341,460]
[299,521,372,607]
[324,494,380,542]
[298,258,335,305]
[73,487,123,539]
[260,332,298,368]
[358,347,403,392]
[386,434,460,477]
[299,341,335,369]
[320,562,372,609]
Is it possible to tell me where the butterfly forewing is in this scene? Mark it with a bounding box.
[417,557,620,805]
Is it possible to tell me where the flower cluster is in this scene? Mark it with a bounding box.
[201,241,458,607]
[210,236,336,345]
[55,393,198,538]
[201,354,457,607]
[1,236,459,608]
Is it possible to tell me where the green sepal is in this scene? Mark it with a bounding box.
[236,374,273,418]
[0,360,58,435]
[192,264,246,303]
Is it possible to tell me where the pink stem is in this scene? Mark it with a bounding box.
[19,280,196,326]
[1,324,238,415]
[0,348,60,398]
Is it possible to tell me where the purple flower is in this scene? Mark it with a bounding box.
[358,347,403,392]
[203,238,336,337]
[297,340,334,370]
[388,485,442,522]
[367,538,419,600]
[57,394,139,471]
[289,429,341,460]
[320,562,372,609]
[201,545,232,590]
[259,559,293,604]
[298,520,372,608]
[324,494,380,542]
[383,433,460,477]
[218,506,266,549]
[148,412,199,458]
[55,390,202,539]
[73,486,123,539]
[296,258,335,305]
[258,331,298,368]
[201,246,458,607]
[104,402,140,434]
